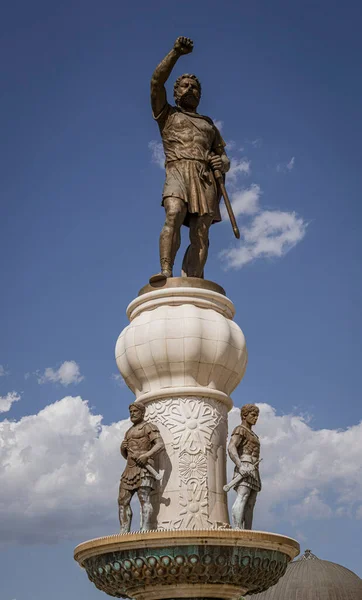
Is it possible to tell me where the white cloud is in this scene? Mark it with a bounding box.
[227,157,251,183]
[111,373,126,387]
[287,157,295,170]
[0,392,20,414]
[213,119,223,132]
[37,361,84,387]
[226,140,236,150]
[148,140,165,169]
[0,365,9,377]
[277,156,295,173]
[0,398,361,544]
[220,210,307,269]
[289,489,333,520]
[251,137,262,148]
[221,184,261,220]
[0,396,129,543]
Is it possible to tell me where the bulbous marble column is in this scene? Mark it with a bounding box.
[115,278,248,530]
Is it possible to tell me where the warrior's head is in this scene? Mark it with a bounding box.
[129,402,146,424]
[174,73,202,111]
[241,404,259,427]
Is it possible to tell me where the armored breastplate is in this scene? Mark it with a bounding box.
[240,427,260,460]
[126,424,152,458]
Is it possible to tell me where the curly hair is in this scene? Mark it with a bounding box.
[129,402,146,416]
[174,73,202,103]
[240,403,259,419]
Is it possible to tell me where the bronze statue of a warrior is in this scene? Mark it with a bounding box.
[151,36,233,281]
[227,404,262,529]
[118,403,165,533]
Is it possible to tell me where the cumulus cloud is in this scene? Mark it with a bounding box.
[221,184,261,220]
[0,365,9,377]
[213,119,223,132]
[148,140,165,169]
[0,398,361,544]
[227,158,251,183]
[221,210,307,269]
[251,137,262,148]
[277,156,295,173]
[0,392,21,414]
[0,396,129,543]
[289,489,333,520]
[37,361,84,387]
[219,139,304,269]
[111,373,126,387]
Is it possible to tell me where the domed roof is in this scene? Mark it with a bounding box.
[244,549,362,600]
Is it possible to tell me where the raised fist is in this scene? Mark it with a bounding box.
[174,36,193,55]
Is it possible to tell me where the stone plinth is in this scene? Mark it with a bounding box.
[74,530,300,600]
[115,279,247,529]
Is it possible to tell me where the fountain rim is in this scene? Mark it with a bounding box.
[74,529,300,566]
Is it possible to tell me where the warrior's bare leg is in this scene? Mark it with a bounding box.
[244,489,258,530]
[232,484,252,529]
[137,486,153,532]
[182,214,213,278]
[159,197,187,276]
[118,487,134,533]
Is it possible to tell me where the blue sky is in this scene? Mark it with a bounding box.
[1,1,362,598]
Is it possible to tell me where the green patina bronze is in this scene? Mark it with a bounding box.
[83,544,288,598]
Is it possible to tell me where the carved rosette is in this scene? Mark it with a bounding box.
[179,451,207,485]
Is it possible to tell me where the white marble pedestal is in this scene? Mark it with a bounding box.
[115,278,247,530]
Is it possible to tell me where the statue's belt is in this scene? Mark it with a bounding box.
[239,454,260,465]
[165,158,214,184]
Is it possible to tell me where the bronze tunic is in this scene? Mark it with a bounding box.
[230,424,262,492]
[154,104,226,226]
[120,422,160,491]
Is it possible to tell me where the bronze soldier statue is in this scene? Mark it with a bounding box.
[227,404,262,529]
[118,402,165,533]
[151,36,231,280]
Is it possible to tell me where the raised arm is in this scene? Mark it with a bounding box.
[151,36,193,117]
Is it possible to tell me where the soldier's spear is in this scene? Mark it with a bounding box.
[214,168,240,239]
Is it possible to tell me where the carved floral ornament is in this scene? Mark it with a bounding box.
[146,397,227,452]
[160,485,211,531]
[179,450,207,484]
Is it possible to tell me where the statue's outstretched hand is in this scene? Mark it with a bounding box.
[174,37,193,55]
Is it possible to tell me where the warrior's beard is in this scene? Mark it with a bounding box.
[178,91,199,108]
